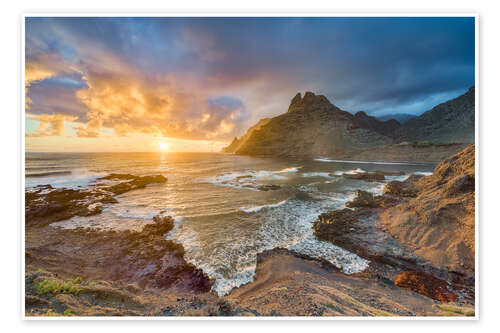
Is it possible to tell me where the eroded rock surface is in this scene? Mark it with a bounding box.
[26,214,212,293]
[25,174,167,227]
[313,146,476,302]
[381,145,475,278]
[394,271,458,303]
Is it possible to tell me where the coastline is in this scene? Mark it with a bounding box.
[24,146,476,317]
[226,143,468,165]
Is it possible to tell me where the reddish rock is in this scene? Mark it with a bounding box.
[394,271,458,303]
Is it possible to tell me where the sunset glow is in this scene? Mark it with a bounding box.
[25,17,474,153]
[159,142,169,151]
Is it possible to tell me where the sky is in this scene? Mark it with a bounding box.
[25,17,475,152]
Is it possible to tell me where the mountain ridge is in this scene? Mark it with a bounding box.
[223,88,475,161]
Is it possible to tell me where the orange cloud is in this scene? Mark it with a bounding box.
[27,114,77,137]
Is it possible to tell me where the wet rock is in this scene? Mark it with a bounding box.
[257,184,281,191]
[99,173,137,181]
[27,214,212,293]
[312,209,363,247]
[25,174,167,227]
[345,190,402,209]
[394,271,458,303]
[345,190,380,208]
[342,172,385,182]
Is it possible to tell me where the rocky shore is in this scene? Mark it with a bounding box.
[25,146,476,316]
[25,174,213,316]
[312,145,475,303]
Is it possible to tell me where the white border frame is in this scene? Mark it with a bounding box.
[20,12,480,321]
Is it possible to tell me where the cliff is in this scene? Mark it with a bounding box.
[231,92,393,158]
[381,144,475,276]
[223,88,475,160]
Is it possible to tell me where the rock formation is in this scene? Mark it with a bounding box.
[381,145,475,276]
[397,87,475,144]
[229,92,393,158]
[223,88,475,161]
[221,118,271,153]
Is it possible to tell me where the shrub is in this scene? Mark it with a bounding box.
[34,278,82,295]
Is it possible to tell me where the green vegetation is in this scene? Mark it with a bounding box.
[64,309,72,316]
[438,304,475,317]
[34,278,82,296]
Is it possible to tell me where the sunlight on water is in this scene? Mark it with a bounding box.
[27,152,434,295]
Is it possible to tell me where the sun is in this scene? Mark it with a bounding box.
[159,142,169,151]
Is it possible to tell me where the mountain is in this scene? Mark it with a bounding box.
[352,111,401,138]
[377,113,416,124]
[223,88,475,160]
[228,92,394,158]
[397,87,475,143]
[221,118,271,153]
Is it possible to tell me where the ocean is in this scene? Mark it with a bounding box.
[25,152,434,295]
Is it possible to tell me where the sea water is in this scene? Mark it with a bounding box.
[26,152,434,295]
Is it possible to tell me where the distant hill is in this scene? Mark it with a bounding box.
[397,87,475,144]
[222,88,475,161]
[377,113,416,124]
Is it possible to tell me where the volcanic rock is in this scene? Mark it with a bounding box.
[383,181,419,197]
[394,271,458,303]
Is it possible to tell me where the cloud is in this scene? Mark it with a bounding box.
[27,114,77,137]
[25,17,475,140]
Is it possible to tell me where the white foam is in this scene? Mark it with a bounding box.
[277,167,302,173]
[172,195,372,296]
[333,168,366,176]
[413,171,433,176]
[314,157,423,166]
[240,200,289,213]
[202,168,292,191]
[302,172,333,178]
[25,168,107,189]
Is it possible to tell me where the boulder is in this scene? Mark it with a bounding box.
[342,172,385,182]
[345,190,380,208]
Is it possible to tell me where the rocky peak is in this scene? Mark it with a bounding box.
[355,111,369,118]
[287,91,333,113]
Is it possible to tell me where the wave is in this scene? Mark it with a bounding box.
[277,166,302,173]
[413,171,433,176]
[314,157,424,166]
[333,168,366,176]
[25,168,107,189]
[202,168,295,191]
[27,171,72,178]
[240,199,289,213]
[302,172,333,178]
